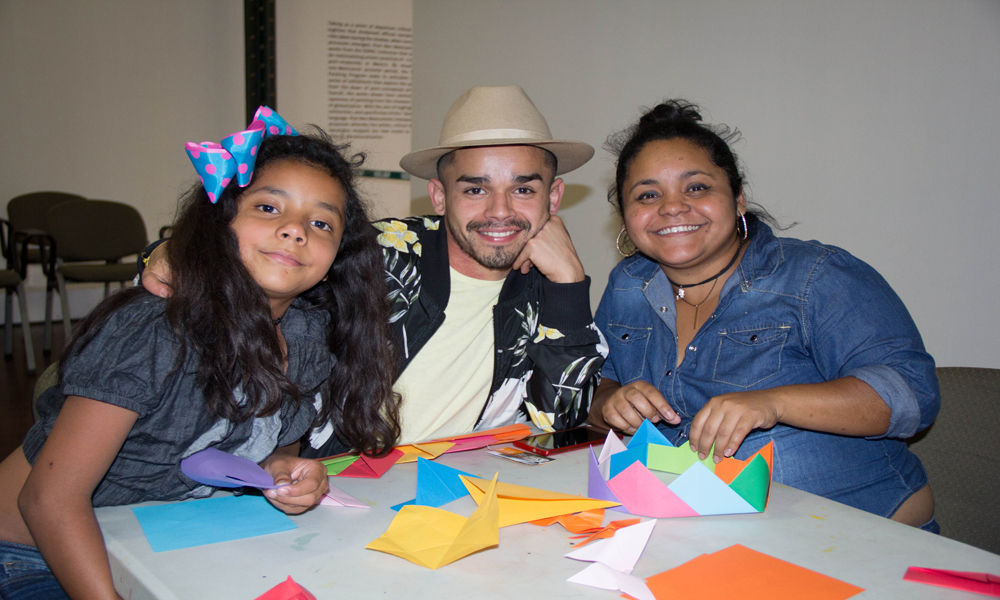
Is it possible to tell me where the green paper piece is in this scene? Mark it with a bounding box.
[727,454,770,512]
[322,455,359,476]
[647,442,716,474]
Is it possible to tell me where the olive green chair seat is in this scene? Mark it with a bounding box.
[43,199,147,341]
[908,367,1000,555]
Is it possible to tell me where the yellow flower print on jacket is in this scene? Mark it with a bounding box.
[525,401,556,432]
[374,220,418,252]
[534,325,565,343]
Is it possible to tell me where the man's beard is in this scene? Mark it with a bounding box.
[446,217,532,270]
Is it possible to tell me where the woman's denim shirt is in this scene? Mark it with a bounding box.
[595,218,939,518]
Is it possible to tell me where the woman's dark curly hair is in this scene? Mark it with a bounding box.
[63,129,400,455]
[605,99,777,226]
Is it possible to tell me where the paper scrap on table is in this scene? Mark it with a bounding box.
[255,576,317,600]
[179,447,277,489]
[133,495,296,552]
[568,562,655,600]
[569,517,641,547]
[461,475,619,527]
[329,448,403,478]
[320,481,369,508]
[366,474,500,569]
[641,544,863,600]
[531,508,605,531]
[903,567,1000,596]
[391,458,477,511]
[565,519,655,573]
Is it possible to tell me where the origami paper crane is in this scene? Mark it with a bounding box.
[255,576,317,600]
[590,423,774,518]
[565,520,657,600]
[640,544,863,600]
[461,475,620,527]
[391,458,478,511]
[366,474,500,569]
[323,449,403,478]
[180,448,278,489]
[904,567,1000,597]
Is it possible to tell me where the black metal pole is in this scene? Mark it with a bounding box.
[244,0,276,123]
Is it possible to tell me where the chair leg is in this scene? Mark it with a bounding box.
[44,281,54,354]
[57,272,72,341]
[104,282,110,298]
[15,282,35,374]
[4,289,13,357]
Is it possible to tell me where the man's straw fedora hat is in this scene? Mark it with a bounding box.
[400,85,594,181]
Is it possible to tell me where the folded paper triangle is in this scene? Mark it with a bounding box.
[627,420,674,448]
[334,449,403,478]
[395,441,455,464]
[366,473,500,569]
[319,481,369,508]
[254,576,317,600]
[607,461,699,518]
[461,475,619,527]
[646,441,716,474]
[391,458,478,511]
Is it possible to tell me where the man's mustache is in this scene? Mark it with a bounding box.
[466,219,531,233]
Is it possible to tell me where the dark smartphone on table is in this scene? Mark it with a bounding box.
[512,425,617,456]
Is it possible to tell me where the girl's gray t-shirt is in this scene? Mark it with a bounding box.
[23,294,334,507]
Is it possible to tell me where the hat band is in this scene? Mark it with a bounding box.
[442,128,551,146]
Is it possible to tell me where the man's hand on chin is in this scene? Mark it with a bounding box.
[511,215,585,284]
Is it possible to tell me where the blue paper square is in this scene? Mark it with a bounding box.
[132,494,297,552]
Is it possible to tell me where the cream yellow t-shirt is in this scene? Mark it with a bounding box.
[394,268,505,445]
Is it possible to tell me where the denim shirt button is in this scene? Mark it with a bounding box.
[659,306,668,312]
[688,345,696,352]
[666,370,672,376]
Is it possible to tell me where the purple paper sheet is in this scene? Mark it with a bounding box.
[589,446,631,513]
[180,448,277,489]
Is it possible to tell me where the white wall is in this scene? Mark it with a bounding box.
[0,0,244,322]
[411,0,1000,368]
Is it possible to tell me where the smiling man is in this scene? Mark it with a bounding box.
[308,85,608,450]
[139,86,608,454]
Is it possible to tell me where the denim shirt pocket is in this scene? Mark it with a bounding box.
[605,322,653,383]
[713,324,791,388]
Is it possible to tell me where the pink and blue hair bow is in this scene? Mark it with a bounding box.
[184,106,299,203]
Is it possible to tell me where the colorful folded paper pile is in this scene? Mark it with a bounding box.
[588,420,774,518]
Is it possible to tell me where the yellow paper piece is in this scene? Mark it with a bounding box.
[460,476,619,528]
[366,474,499,569]
[395,441,455,464]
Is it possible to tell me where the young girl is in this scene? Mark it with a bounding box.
[0,118,400,599]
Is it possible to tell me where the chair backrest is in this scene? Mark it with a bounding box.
[45,199,148,262]
[907,367,1000,554]
[7,192,87,231]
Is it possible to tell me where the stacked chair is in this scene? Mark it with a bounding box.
[1,217,36,374]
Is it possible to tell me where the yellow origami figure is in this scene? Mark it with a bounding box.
[366,474,500,569]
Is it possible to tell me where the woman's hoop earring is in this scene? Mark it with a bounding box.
[616,226,637,257]
[737,212,748,240]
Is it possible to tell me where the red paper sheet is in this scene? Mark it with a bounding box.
[255,576,316,600]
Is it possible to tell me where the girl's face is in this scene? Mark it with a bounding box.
[230,159,346,313]
[622,138,745,275]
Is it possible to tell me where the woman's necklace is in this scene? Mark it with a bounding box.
[675,275,719,327]
[666,240,742,300]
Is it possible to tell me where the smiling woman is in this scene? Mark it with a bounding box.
[589,100,940,531]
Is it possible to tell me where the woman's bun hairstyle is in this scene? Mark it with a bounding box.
[606,99,745,220]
